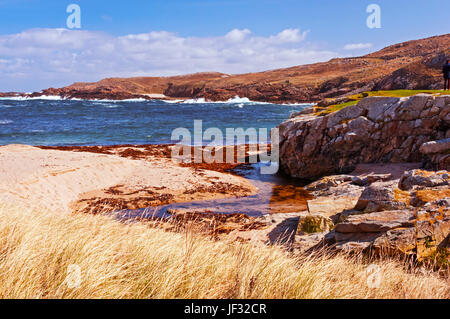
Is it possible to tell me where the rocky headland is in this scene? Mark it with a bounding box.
[3,33,449,103]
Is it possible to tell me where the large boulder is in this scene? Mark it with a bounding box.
[279,94,449,180]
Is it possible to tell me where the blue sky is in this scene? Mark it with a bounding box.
[0,0,448,91]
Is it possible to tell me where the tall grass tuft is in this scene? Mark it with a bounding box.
[0,205,448,299]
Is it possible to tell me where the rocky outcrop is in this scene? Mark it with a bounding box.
[322,169,450,260]
[31,87,154,101]
[279,94,450,180]
[282,162,449,262]
[0,92,21,98]
[333,201,449,260]
[280,95,450,259]
[372,51,449,91]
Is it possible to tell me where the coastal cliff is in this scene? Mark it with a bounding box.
[6,33,450,103]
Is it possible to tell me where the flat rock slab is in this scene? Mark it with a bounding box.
[335,210,415,233]
[307,196,358,217]
[420,138,450,155]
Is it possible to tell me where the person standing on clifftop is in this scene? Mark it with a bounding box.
[443,60,450,90]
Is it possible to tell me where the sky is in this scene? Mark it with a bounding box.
[0,0,448,92]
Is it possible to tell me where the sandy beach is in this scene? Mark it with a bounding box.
[0,144,257,214]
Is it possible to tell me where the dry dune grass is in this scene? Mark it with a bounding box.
[0,205,448,299]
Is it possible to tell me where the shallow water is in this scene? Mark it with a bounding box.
[115,163,312,219]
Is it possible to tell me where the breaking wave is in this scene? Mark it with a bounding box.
[0,96,148,103]
[181,96,270,105]
[0,95,64,101]
[0,94,314,106]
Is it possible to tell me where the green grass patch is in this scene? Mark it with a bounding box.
[365,89,450,98]
[316,100,358,116]
[316,89,450,116]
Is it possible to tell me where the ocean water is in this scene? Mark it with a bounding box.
[0,97,312,146]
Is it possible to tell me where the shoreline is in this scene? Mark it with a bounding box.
[0,144,259,215]
[0,143,314,242]
[0,94,316,106]
[36,143,272,174]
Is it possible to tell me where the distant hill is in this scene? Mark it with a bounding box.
[18,33,450,103]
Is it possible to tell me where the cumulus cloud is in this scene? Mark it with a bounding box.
[270,28,309,43]
[343,43,373,50]
[0,28,337,91]
[225,29,251,42]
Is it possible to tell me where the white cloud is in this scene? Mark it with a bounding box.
[225,29,251,42]
[0,28,338,91]
[343,42,373,50]
[270,28,309,43]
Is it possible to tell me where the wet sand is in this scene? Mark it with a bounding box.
[0,144,257,214]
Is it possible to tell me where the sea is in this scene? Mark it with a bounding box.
[0,96,312,146]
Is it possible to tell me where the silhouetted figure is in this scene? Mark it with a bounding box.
[443,60,450,90]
